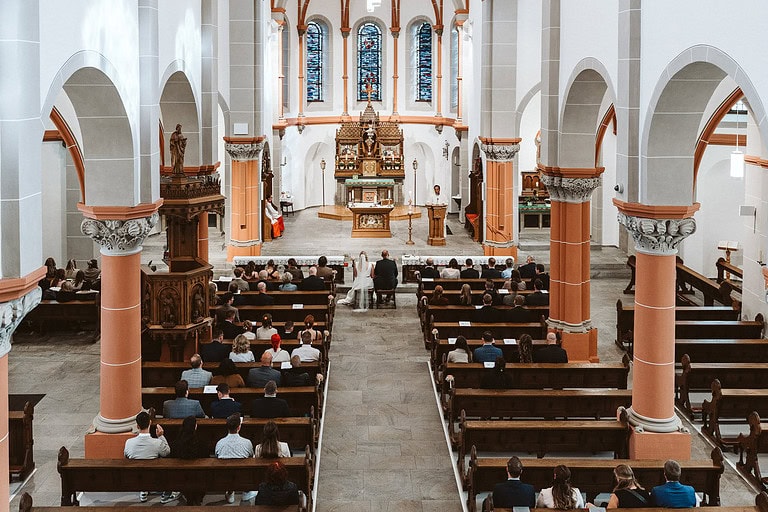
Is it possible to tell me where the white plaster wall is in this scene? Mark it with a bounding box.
[518,92,540,174]
[41,142,67,264]
[599,129,619,247]
[516,0,542,106]
[158,0,202,111]
[217,0,230,112]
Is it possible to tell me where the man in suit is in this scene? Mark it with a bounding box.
[246,352,282,387]
[250,380,291,418]
[374,250,398,303]
[460,258,480,279]
[291,331,322,362]
[524,279,550,306]
[227,282,247,306]
[163,380,206,419]
[475,294,501,323]
[282,355,312,386]
[651,460,699,508]
[221,310,244,340]
[286,258,304,281]
[124,411,172,503]
[200,328,230,363]
[215,413,254,503]
[299,266,326,291]
[210,383,242,418]
[315,256,335,281]
[473,331,503,363]
[181,353,212,388]
[506,295,530,322]
[420,258,440,279]
[481,257,502,279]
[533,332,568,363]
[518,256,537,279]
[535,263,550,290]
[216,292,240,324]
[230,267,249,292]
[492,456,536,508]
[251,281,274,305]
[482,279,502,306]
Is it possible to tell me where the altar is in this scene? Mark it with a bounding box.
[344,178,395,204]
[349,204,394,238]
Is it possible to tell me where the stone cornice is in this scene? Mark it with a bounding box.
[81,212,159,256]
[479,138,521,162]
[224,139,265,162]
[0,287,42,358]
[617,212,696,256]
[613,199,701,220]
[540,174,602,204]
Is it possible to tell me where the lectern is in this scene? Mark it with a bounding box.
[427,204,446,246]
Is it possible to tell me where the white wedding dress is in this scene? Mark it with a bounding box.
[338,254,374,311]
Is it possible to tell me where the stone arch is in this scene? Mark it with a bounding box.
[559,58,616,169]
[410,141,436,206]
[302,141,334,208]
[641,45,768,205]
[159,67,201,168]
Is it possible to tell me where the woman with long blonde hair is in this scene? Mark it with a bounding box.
[229,334,255,362]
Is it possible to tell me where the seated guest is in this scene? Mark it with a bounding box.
[163,380,206,419]
[518,334,534,363]
[440,258,461,279]
[201,328,230,363]
[247,352,282,387]
[265,333,291,363]
[252,282,275,305]
[71,270,87,291]
[524,279,550,306]
[481,356,513,389]
[483,279,502,305]
[241,320,256,340]
[460,258,480,279]
[493,456,536,508]
[264,259,281,280]
[536,263,551,290]
[534,332,568,363]
[230,334,256,363]
[608,464,651,508]
[256,313,278,340]
[481,257,502,279]
[279,272,297,291]
[473,331,503,363]
[51,268,67,288]
[459,284,473,306]
[506,295,529,322]
[286,258,304,281]
[221,310,244,339]
[282,355,311,386]
[291,331,321,363]
[64,259,78,280]
[254,420,291,457]
[215,414,254,504]
[420,258,440,279]
[56,280,77,302]
[253,461,300,506]
[227,282,246,307]
[536,464,585,509]
[651,460,699,508]
[169,416,206,505]
[244,260,259,280]
[181,353,213,388]
[298,314,322,342]
[504,269,526,291]
[83,259,101,287]
[210,383,242,419]
[299,266,326,290]
[39,258,57,291]
[519,255,537,279]
[475,294,502,323]
[501,257,516,279]
[124,411,171,503]
[429,285,449,306]
[250,380,291,418]
[216,292,241,325]
[210,358,246,388]
[316,255,335,281]
[231,267,250,292]
[373,250,398,303]
[280,320,298,340]
[448,336,472,363]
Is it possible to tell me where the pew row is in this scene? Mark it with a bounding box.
[431,321,548,349]
[9,401,35,481]
[216,290,332,305]
[22,298,100,341]
[736,411,768,490]
[56,446,312,510]
[702,379,768,449]
[429,338,549,371]
[465,447,725,512]
[422,304,549,334]
[418,278,532,296]
[209,305,331,326]
[215,339,330,367]
[141,361,325,388]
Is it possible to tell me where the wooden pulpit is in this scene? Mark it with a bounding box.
[427,204,446,246]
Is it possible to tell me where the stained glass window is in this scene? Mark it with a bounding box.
[358,22,381,101]
[416,22,432,101]
[306,21,323,102]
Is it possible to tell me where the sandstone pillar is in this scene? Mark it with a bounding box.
[225,139,264,260]
[616,201,699,459]
[480,138,520,258]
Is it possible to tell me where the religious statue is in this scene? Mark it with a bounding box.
[160,289,178,327]
[170,124,187,175]
[364,120,378,157]
[192,291,205,323]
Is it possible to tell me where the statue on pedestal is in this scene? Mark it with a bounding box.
[170,124,187,176]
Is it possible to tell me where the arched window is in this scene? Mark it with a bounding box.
[357,22,382,101]
[306,21,324,102]
[416,22,432,101]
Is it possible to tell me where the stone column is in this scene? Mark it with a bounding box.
[616,201,698,459]
[79,205,159,458]
[541,172,602,362]
[225,140,264,260]
[480,138,520,257]
[138,0,160,204]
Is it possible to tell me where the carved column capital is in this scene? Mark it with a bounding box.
[81,213,159,256]
[540,174,602,204]
[480,142,520,162]
[0,287,42,358]
[225,141,264,162]
[617,213,696,256]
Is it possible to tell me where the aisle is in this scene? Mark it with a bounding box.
[316,294,463,511]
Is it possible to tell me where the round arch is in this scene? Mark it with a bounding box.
[159,67,201,168]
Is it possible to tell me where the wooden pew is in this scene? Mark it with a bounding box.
[432,321,548,345]
[674,339,768,363]
[702,379,768,449]
[142,384,322,419]
[22,297,100,340]
[56,446,313,510]
[623,255,719,307]
[209,305,330,325]
[736,411,768,489]
[488,505,766,512]
[425,304,549,324]
[217,339,330,367]
[465,447,725,512]
[418,278,528,295]
[676,354,768,418]
[429,338,549,371]
[155,415,317,454]
[421,289,533,306]
[717,257,743,284]
[446,388,632,443]
[9,401,34,481]
[456,410,631,485]
[142,361,325,388]
[216,290,332,306]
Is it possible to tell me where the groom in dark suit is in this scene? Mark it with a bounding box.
[373,250,398,304]
[492,456,535,508]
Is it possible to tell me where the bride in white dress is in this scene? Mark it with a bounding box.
[337,251,375,311]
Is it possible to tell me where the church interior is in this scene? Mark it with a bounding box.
[2,0,768,510]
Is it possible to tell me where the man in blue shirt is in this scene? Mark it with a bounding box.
[473,331,503,363]
[651,459,700,508]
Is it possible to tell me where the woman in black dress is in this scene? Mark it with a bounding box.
[169,416,208,505]
[607,464,650,508]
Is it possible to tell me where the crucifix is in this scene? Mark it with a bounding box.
[364,76,375,105]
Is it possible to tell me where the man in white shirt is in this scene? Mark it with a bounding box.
[429,184,444,205]
[215,414,255,503]
[291,331,321,362]
[124,411,171,503]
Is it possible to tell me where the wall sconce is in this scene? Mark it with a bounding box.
[443,141,449,160]
[280,156,287,167]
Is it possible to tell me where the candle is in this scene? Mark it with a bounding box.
[409,190,413,200]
